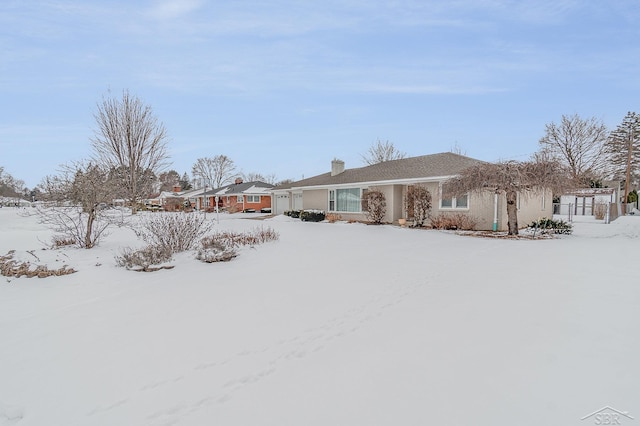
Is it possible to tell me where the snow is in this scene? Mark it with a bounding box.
[0,208,639,425]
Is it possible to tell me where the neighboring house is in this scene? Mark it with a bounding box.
[181,187,210,210]
[271,152,553,231]
[200,179,274,212]
[143,186,187,211]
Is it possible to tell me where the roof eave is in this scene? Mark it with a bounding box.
[277,175,460,191]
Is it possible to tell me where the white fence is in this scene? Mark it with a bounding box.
[553,202,623,224]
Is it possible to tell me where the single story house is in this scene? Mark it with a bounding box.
[271,152,552,231]
[181,187,210,210]
[199,179,274,212]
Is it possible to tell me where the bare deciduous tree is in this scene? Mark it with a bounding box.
[361,140,406,165]
[38,162,118,248]
[538,114,609,185]
[91,90,169,213]
[158,170,181,192]
[191,155,236,189]
[446,159,568,235]
[606,111,640,208]
[241,172,278,184]
[0,167,26,198]
[450,142,467,156]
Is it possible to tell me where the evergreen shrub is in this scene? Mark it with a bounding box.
[529,217,573,234]
[300,210,325,222]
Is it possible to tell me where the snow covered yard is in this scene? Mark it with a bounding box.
[0,208,638,426]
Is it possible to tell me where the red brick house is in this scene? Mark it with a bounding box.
[199,178,274,213]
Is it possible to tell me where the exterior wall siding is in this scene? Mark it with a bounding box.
[292,182,551,231]
[216,194,272,212]
[516,189,553,226]
[243,195,272,211]
[367,184,399,223]
[430,185,496,231]
[302,189,327,210]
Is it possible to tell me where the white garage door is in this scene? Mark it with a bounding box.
[292,192,303,210]
[275,194,290,215]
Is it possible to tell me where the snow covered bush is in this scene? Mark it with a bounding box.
[529,218,573,235]
[115,245,173,272]
[1,250,76,278]
[196,239,238,263]
[204,226,279,247]
[300,210,325,222]
[196,226,279,263]
[363,189,386,224]
[135,212,213,253]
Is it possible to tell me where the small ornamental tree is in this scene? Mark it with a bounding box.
[445,159,568,235]
[404,185,432,227]
[38,162,118,249]
[363,189,386,224]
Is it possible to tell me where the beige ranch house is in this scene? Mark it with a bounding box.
[271,152,553,231]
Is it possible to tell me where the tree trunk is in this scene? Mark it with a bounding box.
[130,185,138,215]
[85,209,96,248]
[623,131,633,215]
[506,190,519,235]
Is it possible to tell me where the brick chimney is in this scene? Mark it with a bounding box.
[235,177,244,184]
[172,185,181,193]
[331,159,345,176]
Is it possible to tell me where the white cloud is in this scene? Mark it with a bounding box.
[361,84,507,95]
[148,0,204,20]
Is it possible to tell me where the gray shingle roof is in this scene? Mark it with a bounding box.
[273,152,485,190]
[203,181,274,196]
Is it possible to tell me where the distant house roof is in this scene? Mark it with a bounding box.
[273,152,485,190]
[204,181,274,196]
[182,188,209,198]
[564,187,616,196]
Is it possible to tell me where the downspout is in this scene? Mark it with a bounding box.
[492,192,499,231]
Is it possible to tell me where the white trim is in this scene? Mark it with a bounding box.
[328,187,365,213]
[288,175,457,192]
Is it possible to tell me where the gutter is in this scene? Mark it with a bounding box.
[493,192,499,232]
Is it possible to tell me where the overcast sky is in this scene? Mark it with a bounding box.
[2,0,639,188]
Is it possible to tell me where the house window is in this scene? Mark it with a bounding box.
[237,196,243,203]
[329,188,362,212]
[440,194,468,209]
[246,195,261,203]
